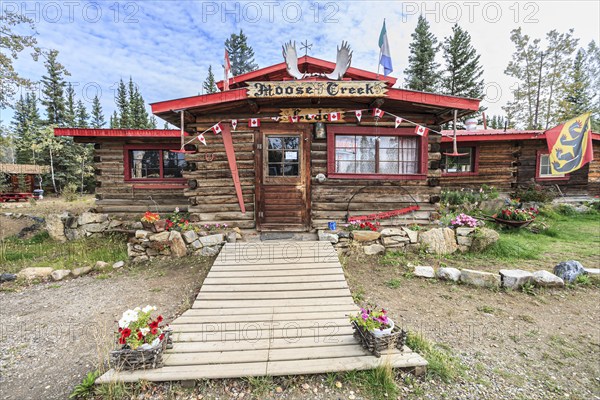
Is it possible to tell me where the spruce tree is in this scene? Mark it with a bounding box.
[129,81,150,128]
[110,110,119,128]
[203,65,218,94]
[40,50,70,125]
[90,95,106,128]
[149,116,157,129]
[76,100,89,128]
[116,79,129,128]
[404,15,440,92]
[557,49,593,121]
[587,40,600,131]
[225,30,259,76]
[12,93,41,164]
[65,83,76,126]
[441,24,484,99]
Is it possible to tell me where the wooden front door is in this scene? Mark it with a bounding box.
[257,126,311,231]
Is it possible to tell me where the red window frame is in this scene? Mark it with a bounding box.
[123,144,187,182]
[326,126,428,180]
[535,150,569,181]
[440,142,479,176]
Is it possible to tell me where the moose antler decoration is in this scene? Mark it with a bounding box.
[282,41,353,80]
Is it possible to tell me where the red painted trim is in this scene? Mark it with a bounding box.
[221,124,246,214]
[123,144,186,182]
[54,128,184,137]
[535,150,570,182]
[441,131,600,142]
[386,88,480,111]
[326,125,428,180]
[215,56,397,90]
[151,89,248,114]
[440,142,479,176]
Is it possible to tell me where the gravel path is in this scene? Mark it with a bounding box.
[0,259,210,400]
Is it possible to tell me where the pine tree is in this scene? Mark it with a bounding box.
[40,50,70,125]
[76,100,89,128]
[203,65,218,94]
[64,83,76,126]
[12,92,41,164]
[90,95,106,128]
[110,111,119,128]
[586,40,600,131]
[404,15,440,92]
[441,24,484,99]
[129,78,150,129]
[225,30,259,76]
[116,79,129,128]
[149,116,157,129]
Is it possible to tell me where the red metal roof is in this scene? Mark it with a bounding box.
[54,128,186,137]
[441,129,600,142]
[215,56,398,90]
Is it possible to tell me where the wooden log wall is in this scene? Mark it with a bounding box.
[89,139,189,217]
[587,143,600,196]
[309,130,441,229]
[516,140,589,195]
[439,141,517,191]
[184,129,257,229]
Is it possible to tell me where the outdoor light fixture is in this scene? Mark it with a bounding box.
[314,122,326,139]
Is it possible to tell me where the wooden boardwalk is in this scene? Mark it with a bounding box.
[97,241,427,383]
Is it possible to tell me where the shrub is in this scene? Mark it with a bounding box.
[62,183,79,202]
[513,183,557,203]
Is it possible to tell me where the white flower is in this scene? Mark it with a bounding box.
[118,318,129,329]
[140,327,150,336]
[174,207,180,213]
[142,305,157,313]
[134,307,141,312]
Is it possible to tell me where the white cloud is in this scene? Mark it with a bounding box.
[2,0,599,126]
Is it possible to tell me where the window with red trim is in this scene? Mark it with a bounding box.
[440,145,477,175]
[327,126,427,180]
[536,151,568,181]
[124,145,187,181]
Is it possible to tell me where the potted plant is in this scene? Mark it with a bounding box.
[349,307,406,357]
[140,211,166,233]
[493,206,538,228]
[110,305,171,370]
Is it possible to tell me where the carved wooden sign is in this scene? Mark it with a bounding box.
[247,81,388,98]
[279,108,345,123]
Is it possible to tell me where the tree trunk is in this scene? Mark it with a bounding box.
[49,146,57,193]
[533,53,545,129]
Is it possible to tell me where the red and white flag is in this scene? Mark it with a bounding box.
[197,133,207,146]
[223,50,231,91]
[415,125,429,136]
[231,119,238,130]
[248,118,261,128]
[211,123,222,135]
[329,112,341,121]
[372,108,384,118]
[288,116,300,123]
[395,117,403,128]
[355,110,362,122]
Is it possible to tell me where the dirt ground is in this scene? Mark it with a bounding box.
[0,215,33,241]
[0,258,211,400]
[344,252,600,399]
[0,195,95,218]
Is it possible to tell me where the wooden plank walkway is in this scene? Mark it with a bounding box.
[97,241,427,383]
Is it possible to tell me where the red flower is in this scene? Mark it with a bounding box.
[149,320,159,329]
[159,333,165,341]
[137,330,143,340]
[121,328,131,339]
[119,336,126,345]
[151,327,158,335]
[157,315,163,323]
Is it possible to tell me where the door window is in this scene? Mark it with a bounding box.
[267,136,300,176]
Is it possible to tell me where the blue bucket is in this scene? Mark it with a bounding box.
[328,221,337,231]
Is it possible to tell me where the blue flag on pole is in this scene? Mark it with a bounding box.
[378,20,393,76]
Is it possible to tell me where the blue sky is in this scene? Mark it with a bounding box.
[2,1,599,127]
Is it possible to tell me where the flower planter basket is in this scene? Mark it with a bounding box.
[141,220,166,233]
[351,321,407,357]
[492,217,533,228]
[110,330,172,371]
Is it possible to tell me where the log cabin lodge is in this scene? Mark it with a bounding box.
[54,56,600,231]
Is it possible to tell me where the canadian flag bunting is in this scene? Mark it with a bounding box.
[231,119,238,130]
[355,110,362,122]
[372,108,384,118]
[395,117,403,128]
[415,125,429,136]
[329,112,341,121]
[288,116,300,123]
[248,118,261,128]
[197,133,207,146]
[211,123,222,135]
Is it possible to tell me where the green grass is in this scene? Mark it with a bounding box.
[341,364,398,400]
[0,232,127,274]
[406,332,465,383]
[385,278,402,288]
[69,370,100,399]
[244,376,274,398]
